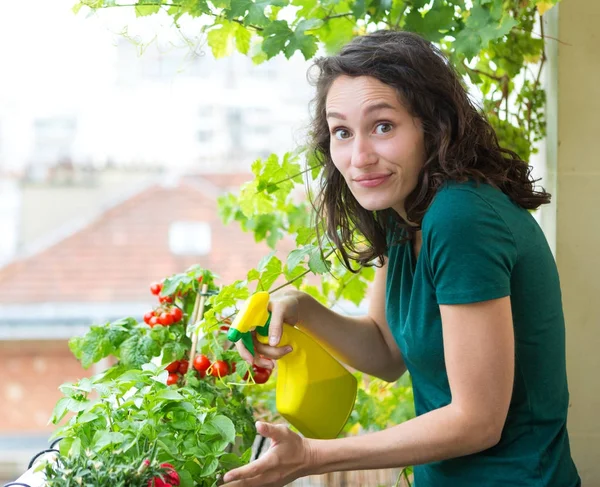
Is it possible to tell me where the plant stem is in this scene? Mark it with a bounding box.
[270,249,336,293]
[187,283,209,385]
[259,165,319,193]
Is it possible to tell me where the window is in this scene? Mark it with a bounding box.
[197,130,213,143]
[168,222,211,256]
[32,117,77,166]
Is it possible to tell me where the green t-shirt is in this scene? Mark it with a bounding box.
[385,181,580,487]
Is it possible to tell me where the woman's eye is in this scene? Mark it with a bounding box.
[333,128,351,140]
[375,123,393,135]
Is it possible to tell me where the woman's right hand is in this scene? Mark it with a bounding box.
[234,291,301,369]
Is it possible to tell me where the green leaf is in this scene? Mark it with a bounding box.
[453,29,482,61]
[262,20,293,59]
[68,326,113,369]
[206,414,236,443]
[340,274,368,306]
[316,16,355,55]
[135,4,161,17]
[177,469,195,487]
[207,21,236,58]
[161,274,193,297]
[219,453,246,469]
[156,389,185,401]
[234,23,252,54]
[285,29,318,59]
[239,180,274,216]
[93,431,125,451]
[256,253,282,290]
[119,333,160,368]
[50,397,72,424]
[295,226,315,246]
[287,245,313,271]
[308,250,331,274]
[200,457,219,477]
[283,263,307,288]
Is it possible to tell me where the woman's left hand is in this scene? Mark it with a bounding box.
[222,422,314,487]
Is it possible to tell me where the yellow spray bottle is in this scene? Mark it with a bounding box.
[227,291,358,440]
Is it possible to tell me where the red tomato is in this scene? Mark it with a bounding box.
[253,370,270,384]
[170,307,183,323]
[143,311,154,324]
[197,275,203,283]
[149,316,160,327]
[159,295,173,304]
[150,282,162,296]
[193,354,210,373]
[229,361,237,373]
[158,312,174,326]
[210,360,229,378]
[178,360,189,375]
[165,361,180,373]
[166,373,179,386]
[253,365,271,374]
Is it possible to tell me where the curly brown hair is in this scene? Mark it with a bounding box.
[308,29,550,270]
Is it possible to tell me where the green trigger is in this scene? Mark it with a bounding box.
[241,332,255,356]
[256,312,271,338]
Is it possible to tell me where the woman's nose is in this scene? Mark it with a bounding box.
[351,136,377,167]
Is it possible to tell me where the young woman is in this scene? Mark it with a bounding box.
[223,30,581,487]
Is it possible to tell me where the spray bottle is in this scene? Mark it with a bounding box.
[227,291,357,439]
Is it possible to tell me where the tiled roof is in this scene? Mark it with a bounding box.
[0,174,294,304]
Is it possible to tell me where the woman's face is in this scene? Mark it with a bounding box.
[326,75,426,219]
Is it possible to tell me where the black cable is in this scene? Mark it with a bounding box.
[49,438,63,449]
[27,449,59,470]
[253,435,267,461]
[3,483,32,487]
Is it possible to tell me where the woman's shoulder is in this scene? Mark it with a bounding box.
[421,180,520,245]
[424,181,510,225]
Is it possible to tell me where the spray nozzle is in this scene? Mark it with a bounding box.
[226,292,271,356]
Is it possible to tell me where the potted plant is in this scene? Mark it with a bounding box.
[40,268,267,487]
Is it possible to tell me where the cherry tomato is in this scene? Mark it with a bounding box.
[150,282,162,296]
[165,361,180,373]
[178,360,189,375]
[193,354,210,373]
[159,295,173,304]
[166,373,179,386]
[158,312,174,326]
[229,361,237,373]
[149,316,160,327]
[253,370,270,384]
[220,325,230,331]
[253,365,270,374]
[211,360,229,378]
[143,311,154,324]
[197,275,203,283]
[170,307,183,323]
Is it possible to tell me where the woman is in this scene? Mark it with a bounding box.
[223,30,581,487]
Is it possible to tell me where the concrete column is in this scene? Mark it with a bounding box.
[550,0,600,483]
